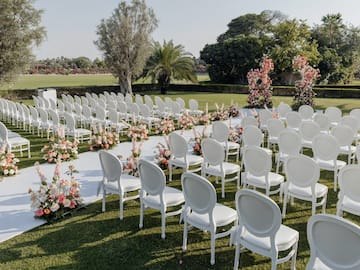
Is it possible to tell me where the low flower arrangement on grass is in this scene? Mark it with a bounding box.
[154,136,171,171]
[155,118,175,135]
[192,126,208,156]
[120,140,142,177]
[227,104,239,118]
[41,128,78,163]
[229,126,243,143]
[178,112,196,130]
[211,103,229,121]
[0,144,19,176]
[89,125,120,151]
[28,160,82,222]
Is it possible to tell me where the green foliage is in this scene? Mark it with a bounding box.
[0,0,46,85]
[95,0,158,94]
[312,13,360,84]
[143,40,197,94]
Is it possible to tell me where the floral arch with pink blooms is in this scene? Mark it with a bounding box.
[247,56,274,108]
[292,55,320,110]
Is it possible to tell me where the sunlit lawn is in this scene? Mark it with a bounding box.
[0,92,360,269]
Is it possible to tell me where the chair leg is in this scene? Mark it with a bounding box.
[139,199,144,229]
[291,241,298,270]
[102,190,106,212]
[161,208,166,239]
[182,218,188,251]
[282,192,288,218]
[334,169,337,191]
[169,163,173,182]
[233,242,240,270]
[210,230,215,265]
[221,176,225,198]
[119,193,124,220]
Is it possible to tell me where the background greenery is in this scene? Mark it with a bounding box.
[0,92,359,269]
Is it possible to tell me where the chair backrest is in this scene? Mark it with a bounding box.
[299,105,314,120]
[48,109,60,126]
[243,145,272,177]
[259,110,273,127]
[95,106,106,121]
[176,97,185,110]
[277,102,292,118]
[135,94,143,106]
[82,105,92,118]
[236,189,281,239]
[144,95,153,109]
[64,112,76,130]
[307,214,360,269]
[169,132,188,158]
[125,94,133,104]
[212,121,229,143]
[171,101,181,115]
[312,134,340,161]
[74,103,82,115]
[285,154,320,189]
[201,138,225,165]
[181,172,217,215]
[286,111,302,129]
[241,116,258,128]
[154,96,163,106]
[64,101,73,113]
[81,96,89,106]
[325,106,342,124]
[189,99,199,111]
[130,103,140,117]
[29,106,39,121]
[267,118,285,138]
[340,115,359,134]
[138,159,166,196]
[299,121,320,141]
[350,108,360,123]
[242,126,263,147]
[0,121,9,141]
[108,108,119,123]
[99,150,122,184]
[278,129,302,156]
[117,101,127,114]
[140,104,151,118]
[37,107,49,123]
[314,113,331,133]
[331,125,355,147]
[338,165,360,203]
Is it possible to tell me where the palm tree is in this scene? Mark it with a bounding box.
[144,40,197,94]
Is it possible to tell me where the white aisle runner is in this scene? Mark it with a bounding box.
[0,120,241,243]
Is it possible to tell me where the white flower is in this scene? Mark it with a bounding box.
[9,169,14,175]
[50,203,60,212]
[64,199,71,207]
[3,169,8,175]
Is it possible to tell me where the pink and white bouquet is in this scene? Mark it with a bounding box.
[192,126,208,156]
[89,125,120,151]
[120,140,143,177]
[28,160,82,222]
[154,136,172,170]
[41,127,78,163]
[127,121,149,141]
[229,126,243,143]
[155,118,175,135]
[227,105,239,118]
[211,103,229,121]
[0,144,19,176]
[178,113,196,130]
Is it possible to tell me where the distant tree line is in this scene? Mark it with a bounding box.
[201,11,360,85]
[26,57,109,75]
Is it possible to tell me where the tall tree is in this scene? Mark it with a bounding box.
[95,0,158,94]
[0,0,46,85]
[143,40,197,94]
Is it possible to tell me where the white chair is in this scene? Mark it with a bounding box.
[242,145,284,197]
[336,165,360,218]
[306,214,360,270]
[324,106,342,127]
[283,154,328,217]
[298,104,314,120]
[299,121,320,151]
[37,107,54,139]
[259,109,273,132]
[312,134,346,191]
[0,121,31,158]
[313,113,331,134]
[285,111,302,132]
[240,116,258,128]
[212,121,240,162]
[275,129,302,174]
[98,150,141,220]
[331,125,356,164]
[144,95,154,110]
[64,112,91,142]
[232,189,299,270]
[168,132,203,182]
[201,138,240,198]
[139,104,160,129]
[181,172,237,265]
[277,102,292,122]
[188,99,203,116]
[138,159,184,239]
[340,115,360,141]
[267,118,285,150]
[29,106,41,135]
[176,97,186,111]
[108,108,128,134]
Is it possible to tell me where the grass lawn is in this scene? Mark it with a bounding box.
[0,93,360,269]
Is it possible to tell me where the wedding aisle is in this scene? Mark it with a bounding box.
[0,121,241,243]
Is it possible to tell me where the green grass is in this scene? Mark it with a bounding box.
[0,74,211,90]
[0,93,360,269]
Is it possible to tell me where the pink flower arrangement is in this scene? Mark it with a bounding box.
[229,126,243,143]
[127,121,149,141]
[154,136,172,170]
[192,126,208,156]
[0,144,19,176]
[89,125,120,151]
[211,103,229,121]
[121,140,143,177]
[155,118,175,135]
[178,112,196,130]
[227,105,239,118]
[292,55,320,109]
[28,160,82,222]
[247,56,274,108]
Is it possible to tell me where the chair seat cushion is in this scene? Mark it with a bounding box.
[287,183,328,198]
[339,196,360,215]
[143,186,184,208]
[170,155,203,167]
[187,203,237,229]
[104,175,141,194]
[245,172,284,187]
[314,158,346,170]
[240,224,299,252]
[205,162,240,176]
[8,136,29,147]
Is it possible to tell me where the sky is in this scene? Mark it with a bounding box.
[33,0,360,60]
